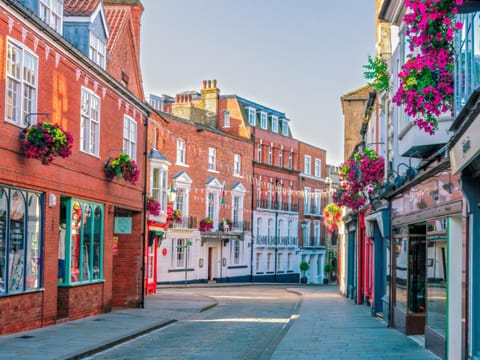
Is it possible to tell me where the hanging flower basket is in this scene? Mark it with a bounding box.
[19,122,73,165]
[393,0,463,134]
[146,197,161,216]
[334,148,384,211]
[104,153,139,185]
[323,203,342,234]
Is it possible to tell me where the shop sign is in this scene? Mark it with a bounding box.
[114,216,132,234]
[450,113,480,174]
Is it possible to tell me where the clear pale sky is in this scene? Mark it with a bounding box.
[139,1,376,166]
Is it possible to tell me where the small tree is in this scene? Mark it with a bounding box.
[299,261,309,284]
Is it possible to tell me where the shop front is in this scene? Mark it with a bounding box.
[389,169,463,359]
[449,97,480,359]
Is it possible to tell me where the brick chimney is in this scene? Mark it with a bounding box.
[199,79,220,127]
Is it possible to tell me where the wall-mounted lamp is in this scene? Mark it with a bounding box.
[167,184,177,203]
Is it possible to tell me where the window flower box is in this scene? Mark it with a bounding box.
[19,122,73,165]
[200,217,213,232]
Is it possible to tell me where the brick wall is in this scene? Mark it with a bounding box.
[0,5,147,334]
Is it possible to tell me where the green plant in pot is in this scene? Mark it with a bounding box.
[324,262,334,284]
[299,261,309,284]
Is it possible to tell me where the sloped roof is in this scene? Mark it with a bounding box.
[104,6,130,51]
[64,0,101,16]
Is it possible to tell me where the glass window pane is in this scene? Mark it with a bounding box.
[82,204,93,281]
[26,194,41,289]
[93,206,102,280]
[9,190,26,292]
[71,202,82,282]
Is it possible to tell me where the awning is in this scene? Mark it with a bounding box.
[148,229,164,246]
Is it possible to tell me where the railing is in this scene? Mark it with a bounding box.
[256,236,298,247]
[256,200,298,212]
[171,216,197,229]
[302,236,326,247]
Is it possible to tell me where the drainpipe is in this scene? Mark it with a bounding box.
[140,113,150,308]
[250,181,254,282]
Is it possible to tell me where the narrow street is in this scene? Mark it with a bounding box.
[86,285,438,360]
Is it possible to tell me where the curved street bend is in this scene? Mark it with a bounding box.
[0,285,438,360]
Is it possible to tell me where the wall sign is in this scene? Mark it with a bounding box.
[114,217,132,234]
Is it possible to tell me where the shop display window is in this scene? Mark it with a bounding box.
[0,186,42,295]
[58,198,103,285]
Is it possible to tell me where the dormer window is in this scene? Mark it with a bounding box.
[248,107,256,126]
[281,119,289,136]
[89,32,106,69]
[260,111,267,129]
[40,0,63,34]
[271,115,278,133]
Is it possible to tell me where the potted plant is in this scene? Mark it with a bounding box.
[363,55,390,93]
[173,209,183,223]
[221,219,232,231]
[299,261,309,284]
[146,197,161,216]
[19,122,73,165]
[324,262,334,284]
[199,217,213,232]
[104,153,140,185]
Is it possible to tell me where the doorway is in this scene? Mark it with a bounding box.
[208,247,213,281]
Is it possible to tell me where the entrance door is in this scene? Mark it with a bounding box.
[208,247,213,280]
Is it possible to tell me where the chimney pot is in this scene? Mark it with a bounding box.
[208,80,211,88]
[213,79,217,88]
[203,80,207,89]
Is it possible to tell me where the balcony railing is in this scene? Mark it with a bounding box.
[255,236,298,247]
[256,200,298,212]
[171,216,197,229]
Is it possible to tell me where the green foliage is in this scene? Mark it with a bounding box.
[299,261,310,272]
[363,55,390,92]
[324,263,333,273]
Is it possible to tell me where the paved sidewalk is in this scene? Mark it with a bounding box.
[271,286,439,360]
[0,292,217,360]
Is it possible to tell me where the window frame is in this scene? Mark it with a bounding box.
[89,32,106,69]
[315,158,322,178]
[223,110,230,128]
[233,154,241,177]
[80,87,101,157]
[39,0,63,34]
[248,107,256,126]
[304,155,311,175]
[208,147,216,171]
[176,139,186,165]
[5,38,38,127]
[123,115,137,161]
[260,111,267,129]
[0,186,43,296]
[58,197,104,286]
[271,115,278,133]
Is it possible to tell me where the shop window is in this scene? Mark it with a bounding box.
[0,186,42,295]
[231,239,241,265]
[408,230,426,314]
[58,198,104,285]
[426,218,447,337]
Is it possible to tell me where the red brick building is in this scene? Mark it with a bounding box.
[148,80,254,284]
[0,0,148,334]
